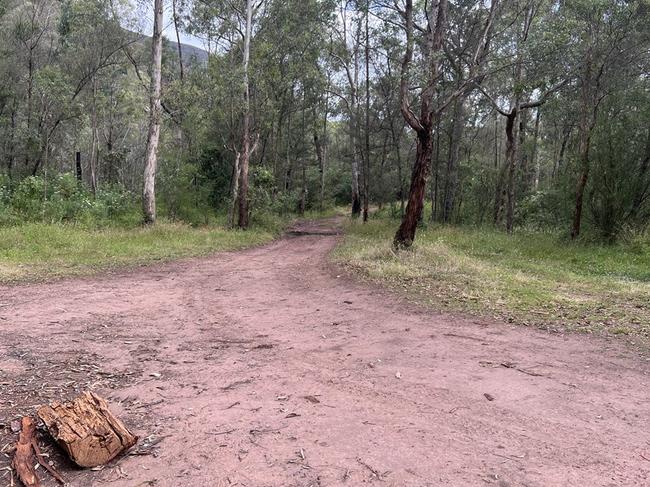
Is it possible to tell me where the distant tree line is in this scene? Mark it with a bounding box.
[0,0,647,244]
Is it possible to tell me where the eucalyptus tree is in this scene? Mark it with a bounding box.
[142,0,163,224]
[566,0,649,239]
[439,0,501,223]
[393,0,499,248]
[329,0,364,217]
[190,0,267,227]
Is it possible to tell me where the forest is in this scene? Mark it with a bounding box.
[0,0,647,244]
[0,1,649,485]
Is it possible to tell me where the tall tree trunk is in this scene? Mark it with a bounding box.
[7,103,16,180]
[314,129,325,210]
[553,124,571,179]
[25,47,34,171]
[299,164,306,215]
[362,0,370,222]
[431,119,441,221]
[172,0,184,82]
[284,111,292,191]
[390,119,404,217]
[629,129,650,221]
[90,76,99,196]
[377,135,388,210]
[142,0,163,224]
[76,151,82,182]
[442,96,465,223]
[517,113,529,192]
[571,47,596,240]
[393,0,450,248]
[493,111,499,170]
[493,159,508,225]
[351,137,361,216]
[531,108,541,190]
[228,151,241,227]
[320,80,330,211]
[505,108,520,233]
[237,0,254,229]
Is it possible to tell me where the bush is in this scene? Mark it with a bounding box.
[4,174,136,227]
[516,190,569,231]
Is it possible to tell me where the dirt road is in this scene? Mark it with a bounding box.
[1,218,648,486]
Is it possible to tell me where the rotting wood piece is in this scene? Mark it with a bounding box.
[12,416,41,487]
[38,391,138,468]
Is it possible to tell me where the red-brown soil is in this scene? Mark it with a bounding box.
[1,218,648,486]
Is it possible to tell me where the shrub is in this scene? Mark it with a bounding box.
[5,174,136,226]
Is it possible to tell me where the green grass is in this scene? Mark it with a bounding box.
[333,217,650,346]
[0,218,284,283]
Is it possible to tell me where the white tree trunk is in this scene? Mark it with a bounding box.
[237,0,254,228]
[142,0,164,224]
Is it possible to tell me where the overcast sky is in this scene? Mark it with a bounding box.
[129,1,206,50]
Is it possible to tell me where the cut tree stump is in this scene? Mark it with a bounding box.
[38,391,138,468]
[12,417,41,487]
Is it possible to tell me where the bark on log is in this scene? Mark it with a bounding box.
[12,417,41,487]
[37,392,137,468]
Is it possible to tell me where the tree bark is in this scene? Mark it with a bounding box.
[362,0,370,222]
[314,129,325,210]
[629,129,650,221]
[571,48,596,240]
[393,0,447,249]
[90,76,99,195]
[394,129,433,247]
[389,118,405,217]
[172,0,184,82]
[505,108,520,233]
[228,150,241,227]
[12,417,40,487]
[237,0,254,229]
[76,151,82,182]
[38,392,137,468]
[8,103,16,180]
[431,119,441,221]
[531,108,541,190]
[351,144,361,216]
[142,0,163,224]
[553,124,571,179]
[442,96,465,223]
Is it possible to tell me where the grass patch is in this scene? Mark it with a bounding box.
[333,217,650,346]
[0,216,285,283]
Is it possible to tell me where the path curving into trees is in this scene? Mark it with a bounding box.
[0,218,648,486]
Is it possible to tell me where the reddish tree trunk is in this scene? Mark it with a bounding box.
[505,109,519,233]
[393,128,433,248]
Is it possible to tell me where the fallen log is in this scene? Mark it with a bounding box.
[38,391,137,468]
[12,417,41,487]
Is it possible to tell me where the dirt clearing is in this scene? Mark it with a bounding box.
[1,218,648,486]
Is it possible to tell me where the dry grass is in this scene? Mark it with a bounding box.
[333,218,650,346]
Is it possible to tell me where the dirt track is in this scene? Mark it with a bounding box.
[1,218,649,486]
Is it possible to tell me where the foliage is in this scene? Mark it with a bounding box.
[3,173,136,226]
[0,0,646,243]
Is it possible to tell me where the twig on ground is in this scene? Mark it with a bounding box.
[208,429,236,436]
[32,439,64,485]
[356,457,387,480]
[221,379,252,391]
